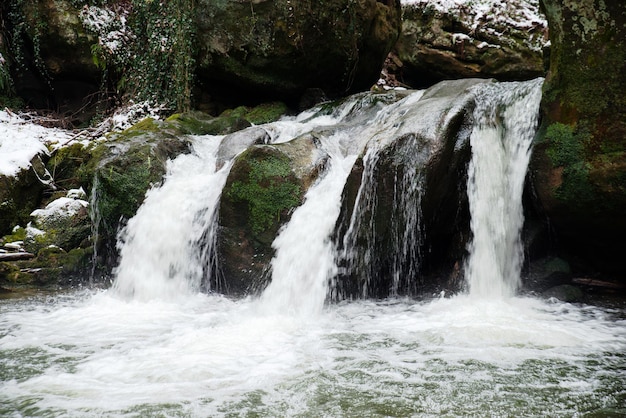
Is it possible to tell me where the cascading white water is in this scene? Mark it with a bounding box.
[112,136,230,301]
[2,81,626,418]
[464,79,543,298]
[258,133,358,317]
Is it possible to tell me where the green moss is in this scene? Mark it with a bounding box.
[1,226,27,244]
[0,262,31,286]
[94,144,155,236]
[167,112,251,135]
[244,102,288,125]
[227,149,302,235]
[123,117,161,134]
[48,142,94,191]
[544,122,594,203]
[221,106,250,119]
[545,123,585,167]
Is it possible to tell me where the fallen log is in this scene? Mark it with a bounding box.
[0,252,35,262]
[572,277,626,290]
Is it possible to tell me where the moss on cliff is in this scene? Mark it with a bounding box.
[543,122,593,203]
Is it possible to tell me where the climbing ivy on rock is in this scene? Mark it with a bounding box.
[3,0,196,113]
[126,0,196,111]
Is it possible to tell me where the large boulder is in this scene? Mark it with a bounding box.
[333,79,490,298]
[195,0,402,103]
[394,0,548,88]
[85,118,192,266]
[216,136,327,295]
[530,0,626,276]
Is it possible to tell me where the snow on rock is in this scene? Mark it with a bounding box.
[80,4,133,59]
[400,0,547,50]
[0,111,70,177]
[31,189,89,226]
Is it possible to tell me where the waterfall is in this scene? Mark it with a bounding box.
[112,136,229,301]
[257,134,357,316]
[464,79,543,298]
[107,79,542,305]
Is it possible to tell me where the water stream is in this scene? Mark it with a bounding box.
[1,80,625,417]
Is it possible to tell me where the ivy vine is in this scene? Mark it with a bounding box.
[3,0,197,113]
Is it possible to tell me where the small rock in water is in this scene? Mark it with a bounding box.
[543,284,584,303]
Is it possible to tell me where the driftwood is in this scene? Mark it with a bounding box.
[0,252,35,262]
[572,277,626,290]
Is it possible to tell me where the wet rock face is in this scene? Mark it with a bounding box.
[195,0,402,103]
[531,0,626,276]
[394,1,547,88]
[333,79,487,298]
[216,137,327,295]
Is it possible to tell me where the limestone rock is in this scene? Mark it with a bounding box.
[531,0,626,277]
[395,0,548,87]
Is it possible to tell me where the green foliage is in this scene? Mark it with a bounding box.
[228,150,302,235]
[1,226,27,245]
[126,0,196,112]
[544,122,594,202]
[545,123,584,167]
[90,43,106,71]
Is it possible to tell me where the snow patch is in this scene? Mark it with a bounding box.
[0,111,71,177]
[31,189,89,225]
[401,0,547,50]
[80,5,132,56]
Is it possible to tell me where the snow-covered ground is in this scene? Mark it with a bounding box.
[0,100,168,178]
[0,111,70,177]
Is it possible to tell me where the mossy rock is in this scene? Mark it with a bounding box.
[0,261,33,288]
[531,0,626,277]
[23,246,93,287]
[217,145,305,294]
[47,142,96,192]
[0,155,50,236]
[80,117,193,266]
[166,111,257,135]
[243,102,289,125]
[26,211,91,255]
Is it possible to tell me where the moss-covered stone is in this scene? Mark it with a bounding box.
[243,102,289,125]
[223,147,302,239]
[79,117,192,267]
[0,155,49,236]
[216,137,329,295]
[47,142,95,191]
[532,0,626,276]
[166,111,252,135]
[0,261,31,288]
